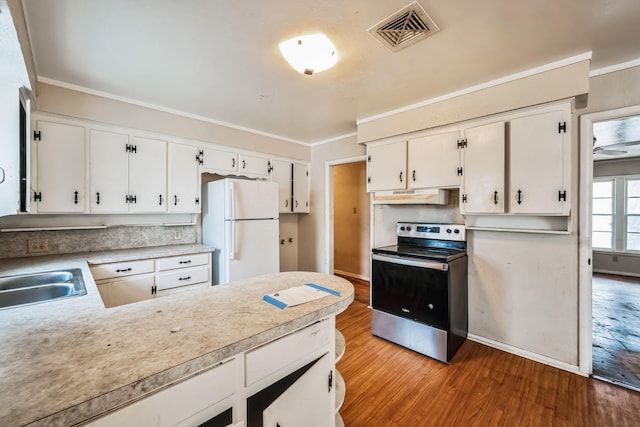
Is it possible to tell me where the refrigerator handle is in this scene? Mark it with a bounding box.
[228,181,236,220]
[230,221,236,260]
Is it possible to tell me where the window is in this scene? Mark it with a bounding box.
[592,179,613,249]
[593,176,640,253]
[627,178,640,251]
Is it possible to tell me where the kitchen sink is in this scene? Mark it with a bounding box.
[0,268,87,309]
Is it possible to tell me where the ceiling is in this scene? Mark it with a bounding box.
[593,115,640,161]
[19,0,640,145]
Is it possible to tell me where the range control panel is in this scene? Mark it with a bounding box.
[396,222,466,241]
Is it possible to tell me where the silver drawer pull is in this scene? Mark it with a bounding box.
[401,308,410,313]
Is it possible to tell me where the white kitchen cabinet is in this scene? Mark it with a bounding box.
[239,153,271,178]
[366,140,407,192]
[293,162,310,213]
[92,252,212,308]
[85,359,235,427]
[90,131,167,213]
[460,122,506,214]
[270,159,293,212]
[31,120,86,213]
[200,147,238,174]
[168,143,201,213]
[263,353,332,427]
[408,131,461,189]
[509,108,570,215]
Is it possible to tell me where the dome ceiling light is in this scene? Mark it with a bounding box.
[279,33,338,76]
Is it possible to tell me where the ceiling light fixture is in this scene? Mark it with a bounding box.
[279,33,338,76]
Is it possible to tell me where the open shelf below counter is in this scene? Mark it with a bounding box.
[336,412,345,427]
[335,370,346,413]
[335,329,346,363]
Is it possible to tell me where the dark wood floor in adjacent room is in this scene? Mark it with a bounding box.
[592,273,640,391]
[336,277,640,427]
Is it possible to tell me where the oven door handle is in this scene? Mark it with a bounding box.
[372,254,449,271]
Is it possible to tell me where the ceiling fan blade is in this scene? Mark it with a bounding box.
[596,140,640,150]
[594,148,627,155]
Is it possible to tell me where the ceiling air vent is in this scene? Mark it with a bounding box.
[368,1,440,52]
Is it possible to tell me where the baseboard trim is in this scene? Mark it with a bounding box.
[334,270,370,282]
[467,333,585,376]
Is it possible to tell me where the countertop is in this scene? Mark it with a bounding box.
[0,246,354,427]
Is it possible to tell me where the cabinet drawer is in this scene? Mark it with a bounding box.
[90,259,155,280]
[245,319,330,386]
[156,267,209,291]
[157,253,209,272]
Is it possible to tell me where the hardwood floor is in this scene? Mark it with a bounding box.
[336,279,640,426]
[592,273,640,391]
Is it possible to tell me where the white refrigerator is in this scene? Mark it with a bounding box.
[202,178,280,285]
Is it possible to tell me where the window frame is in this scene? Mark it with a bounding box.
[593,174,640,254]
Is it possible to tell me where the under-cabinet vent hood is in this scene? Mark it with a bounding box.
[373,188,449,205]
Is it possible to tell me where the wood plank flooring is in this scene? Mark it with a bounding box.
[336,278,640,426]
[592,273,640,391]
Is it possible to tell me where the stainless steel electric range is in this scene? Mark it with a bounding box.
[371,222,468,363]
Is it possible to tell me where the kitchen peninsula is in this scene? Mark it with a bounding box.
[0,250,353,427]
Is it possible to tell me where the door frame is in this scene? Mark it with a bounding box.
[324,155,367,275]
[578,104,640,375]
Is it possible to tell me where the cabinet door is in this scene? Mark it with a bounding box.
[262,353,332,427]
[168,143,200,213]
[461,122,505,214]
[293,162,310,213]
[33,121,86,213]
[97,275,154,308]
[366,141,407,192]
[239,154,271,178]
[270,159,293,212]
[408,131,460,189]
[510,109,569,215]
[201,147,238,173]
[129,136,167,213]
[89,130,129,213]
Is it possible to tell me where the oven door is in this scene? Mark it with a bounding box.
[371,253,449,330]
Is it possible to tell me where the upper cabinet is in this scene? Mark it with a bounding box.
[89,131,167,213]
[459,102,571,216]
[270,159,310,213]
[459,122,506,214]
[408,131,460,189]
[200,147,238,174]
[31,120,86,213]
[168,143,201,213]
[366,140,407,192]
[509,108,570,215]
[239,154,271,179]
[292,162,310,213]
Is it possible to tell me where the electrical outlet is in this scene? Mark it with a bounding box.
[174,230,182,240]
[28,238,49,253]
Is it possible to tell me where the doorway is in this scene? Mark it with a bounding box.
[579,107,640,390]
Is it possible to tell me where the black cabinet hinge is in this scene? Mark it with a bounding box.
[151,285,157,295]
[367,176,371,184]
[34,192,42,202]
[125,144,137,153]
[367,155,371,162]
[328,370,333,392]
[558,190,567,201]
[558,122,567,134]
[457,139,467,149]
[195,197,200,205]
[267,161,273,173]
[33,130,41,141]
[457,167,463,176]
[196,150,204,165]
[462,194,467,203]
[126,194,137,203]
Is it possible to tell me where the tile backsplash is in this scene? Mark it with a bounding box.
[0,225,197,259]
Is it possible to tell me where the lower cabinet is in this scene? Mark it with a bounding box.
[84,317,338,427]
[91,252,212,308]
[84,358,236,427]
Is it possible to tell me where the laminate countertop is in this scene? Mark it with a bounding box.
[0,246,354,426]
